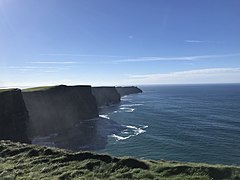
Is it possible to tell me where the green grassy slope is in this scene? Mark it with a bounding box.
[22,86,53,92]
[0,89,15,93]
[0,141,239,180]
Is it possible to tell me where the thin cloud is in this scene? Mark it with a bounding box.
[8,66,59,69]
[185,40,207,43]
[7,66,68,73]
[39,53,126,58]
[30,61,77,64]
[42,70,59,73]
[19,69,33,72]
[130,68,240,78]
[21,60,112,66]
[115,54,240,63]
[128,68,240,84]
[8,66,67,70]
[185,40,224,44]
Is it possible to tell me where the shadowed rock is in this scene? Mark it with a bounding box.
[22,85,99,137]
[22,85,123,151]
[0,89,30,143]
[92,87,121,107]
[31,117,123,151]
[116,86,142,96]
[0,85,139,151]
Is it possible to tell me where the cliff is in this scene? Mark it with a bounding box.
[116,86,143,96]
[92,87,121,107]
[22,85,99,137]
[1,140,239,180]
[0,85,141,149]
[0,89,30,143]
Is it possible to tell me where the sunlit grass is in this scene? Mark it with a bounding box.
[22,86,53,92]
[0,140,239,179]
[0,88,15,93]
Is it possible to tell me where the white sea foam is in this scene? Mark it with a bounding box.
[99,114,110,119]
[125,124,148,136]
[120,103,143,107]
[121,97,132,102]
[120,107,135,112]
[125,125,138,129]
[133,128,146,135]
[111,134,133,141]
[110,124,148,141]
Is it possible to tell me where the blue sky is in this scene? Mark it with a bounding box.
[0,0,240,87]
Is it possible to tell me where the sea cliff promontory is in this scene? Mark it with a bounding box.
[0,89,30,143]
[92,87,121,107]
[116,86,143,96]
[0,85,142,149]
[22,85,99,137]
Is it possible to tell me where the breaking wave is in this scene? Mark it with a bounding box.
[120,107,135,112]
[120,103,143,107]
[110,125,148,141]
[99,114,110,119]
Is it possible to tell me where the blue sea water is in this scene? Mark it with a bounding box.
[98,84,240,165]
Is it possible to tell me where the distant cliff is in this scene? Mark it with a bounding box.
[22,85,99,137]
[0,85,142,148]
[116,86,143,96]
[0,89,30,143]
[92,87,121,107]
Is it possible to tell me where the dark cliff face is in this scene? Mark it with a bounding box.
[24,85,122,151]
[0,85,141,148]
[92,87,121,107]
[116,86,143,96]
[0,89,30,143]
[22,85,99,137]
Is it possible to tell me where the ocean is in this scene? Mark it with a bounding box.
[98,84,240,166]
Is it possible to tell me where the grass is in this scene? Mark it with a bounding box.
[0,86,54,93]
[22,86,53,92]
[0,88,15,93]
[0,141,240,179]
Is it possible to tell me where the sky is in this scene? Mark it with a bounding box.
[0,0,240,87]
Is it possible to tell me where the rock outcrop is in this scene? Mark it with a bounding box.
[92,87,121,107]
[22,85,99,137]
[116,86,143,96]
[0,89,30,143]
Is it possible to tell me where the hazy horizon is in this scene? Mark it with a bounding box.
[1,82,240,90]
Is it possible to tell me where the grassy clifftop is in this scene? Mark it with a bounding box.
[0,141,239,180]
[0,88,15,93]
[22,86,53,92]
